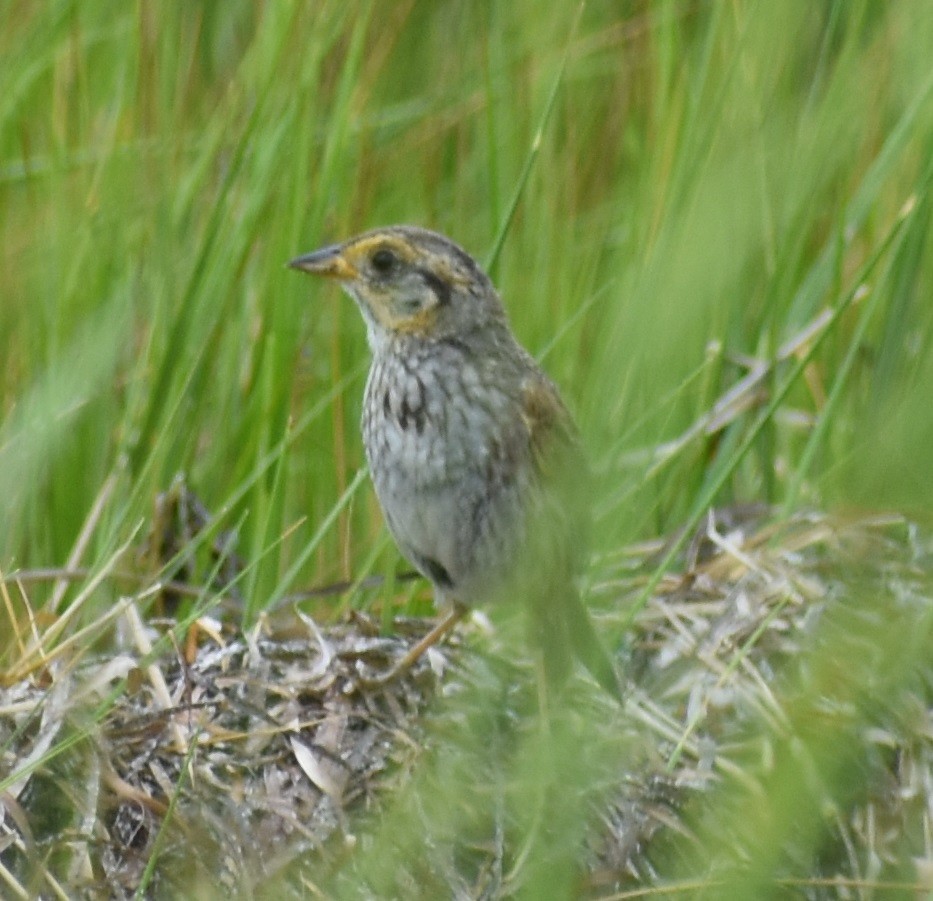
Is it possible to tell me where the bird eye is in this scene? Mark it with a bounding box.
[371,248,398,274]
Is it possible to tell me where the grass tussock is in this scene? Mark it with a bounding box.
[2,508,930,896]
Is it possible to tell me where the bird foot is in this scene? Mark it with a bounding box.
[355,607,465,689]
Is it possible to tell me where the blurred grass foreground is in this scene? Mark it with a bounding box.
[1,2,932,897]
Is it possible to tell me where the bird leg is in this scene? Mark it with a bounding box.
[357,603,466,688]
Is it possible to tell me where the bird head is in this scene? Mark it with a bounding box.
[289,226,507,349]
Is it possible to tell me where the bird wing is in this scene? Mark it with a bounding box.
[518,373,622,701]
[519,372,590,561]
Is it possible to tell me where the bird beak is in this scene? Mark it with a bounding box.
[288,244,357,280]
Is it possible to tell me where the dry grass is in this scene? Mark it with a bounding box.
[2,505,930,897]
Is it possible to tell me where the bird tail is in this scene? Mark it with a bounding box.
[564,588,624,703]
[529,578,623,705]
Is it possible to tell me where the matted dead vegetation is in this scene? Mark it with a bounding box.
[2,507,931,897]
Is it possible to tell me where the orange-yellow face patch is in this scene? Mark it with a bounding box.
[340,235,447,335]
[389,305,440,335]
[343,234,416,269]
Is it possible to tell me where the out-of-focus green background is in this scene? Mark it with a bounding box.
[1,1,931,895]
[3,1,931,614]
